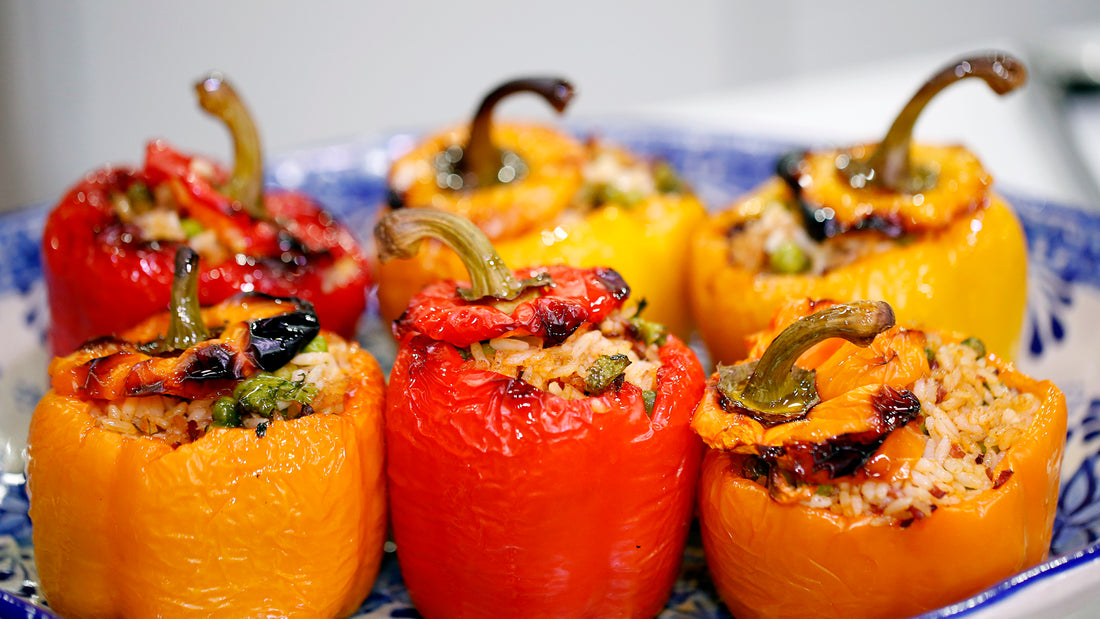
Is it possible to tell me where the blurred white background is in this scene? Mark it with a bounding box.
[3,0,1100,211]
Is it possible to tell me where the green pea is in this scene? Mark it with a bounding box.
[768,240,811,274]
[211,397,241,428]
[961,337,986,358]
[302,335,328,353]
[180,218,204,238]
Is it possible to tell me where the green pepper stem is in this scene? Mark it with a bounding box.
[194,72,265,218]
[374,209,551,301]
[718,301,895,424]
[165,246,210,351]
[459,77,575,189]
[745,300,894,405]
[841,52,1027,192]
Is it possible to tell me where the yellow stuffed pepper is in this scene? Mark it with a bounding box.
[690,52,1029,363]
[27,248,387,619]
[379,76,705,337]
[693,299,1066,618]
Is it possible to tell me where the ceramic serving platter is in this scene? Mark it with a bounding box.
[1,122,1099,618]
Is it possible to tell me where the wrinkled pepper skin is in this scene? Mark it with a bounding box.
[385,264,706,618]
[694,303,1066,619]
[689,177,1028,363]
[44,143,371,356]
[379,123,706,338]
[27,301,387,619]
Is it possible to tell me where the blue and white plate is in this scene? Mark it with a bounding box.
[1,123,1099,618]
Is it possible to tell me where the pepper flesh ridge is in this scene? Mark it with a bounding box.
[689,177,1028,363]
[28,307,387,618]
[380,127,707,338]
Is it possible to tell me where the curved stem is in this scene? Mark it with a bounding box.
[458,77,575,189]
[375,209,551,301]
[718,301,894,424]
[841,52,1027,192]
[165,246,210,351]
[194,72,266,218]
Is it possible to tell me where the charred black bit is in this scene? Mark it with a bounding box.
[717,301,895,427]
[593,267,631,301]
[386,187,405,209]
[247,304,321,371]
[255,421,268,438]
[375,209,552,302]
[444,77,574,191]
[585,354,631,395]
[741,455,771,482]
[781,386,921,480]
[180,344,243,382]
[642,390,657,417]
[536,300,589,346]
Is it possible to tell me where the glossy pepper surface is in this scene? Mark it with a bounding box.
[379,76,705,337]
[689,53,1029,363]
[692,299,1067,619]
[377,209,706,618]
[27,255,386,619]
[43,73,370,355]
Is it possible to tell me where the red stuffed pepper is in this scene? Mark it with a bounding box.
[43,72,370,355]
[376,209,706,618]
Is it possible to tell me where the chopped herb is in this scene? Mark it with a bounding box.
[961,337,986,358]
[127,182,154,211]
[896,234,917,246]
[302,335,328,353]
[630,315,668,347]
[585,354,631,394]
[919,422,929,436]
[977,441,987,455]
[234,372,318,419]
[815,484,834,496]
[642,390,657,417]
[598,184,643,207]
[635,298,649,317]
[180,218,204,238]
[653,162,684,194]
[768,240,811,274]
[211,397,242,428]
[457,347,472,361]
[924,346,936,366]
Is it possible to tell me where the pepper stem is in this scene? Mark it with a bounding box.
[840,52,1027,193]
[717,301,894,425]
[164,246,210,351]
[194,72,266,218]
[456,77,575,189]
[375,209,551,301]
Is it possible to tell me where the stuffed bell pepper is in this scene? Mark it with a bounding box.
[27,248,386,619]
[689,52,1029,363]
[379,76,705,337]
[43,72,371,356]
[692,299,1066,619]
[376,209,705,618]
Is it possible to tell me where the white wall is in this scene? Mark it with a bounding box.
[2,0,1100,210]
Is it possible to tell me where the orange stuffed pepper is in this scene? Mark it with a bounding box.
[690,52,1029,363]
[692,299,1067,619]
[379,76,705,337]
[27,248,386,619]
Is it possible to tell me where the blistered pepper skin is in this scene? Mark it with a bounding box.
[696,352,1066,619]
[44,160,371,356]
[27,322,387,618]
[689,179,1028,363]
